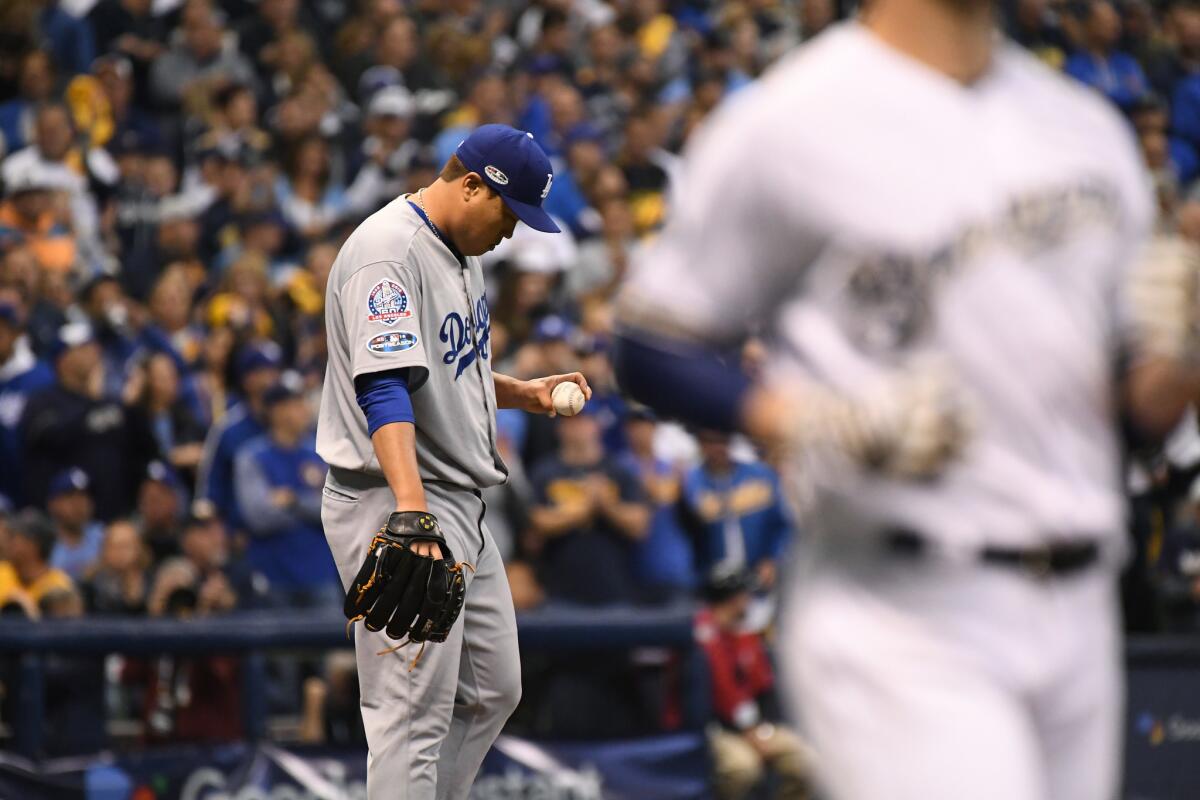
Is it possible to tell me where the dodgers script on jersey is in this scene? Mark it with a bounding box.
[316,196,507,490]
[624,22,1153,551]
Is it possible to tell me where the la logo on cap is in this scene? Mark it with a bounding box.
[484,165,509,185]
[541,174,553,200]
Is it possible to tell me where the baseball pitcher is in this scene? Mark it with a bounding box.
[317,124,589,799]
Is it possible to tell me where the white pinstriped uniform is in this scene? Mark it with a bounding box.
[623,21,1152,800]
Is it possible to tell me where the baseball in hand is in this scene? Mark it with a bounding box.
[551,381,586,416]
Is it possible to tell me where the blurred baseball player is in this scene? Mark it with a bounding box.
[615,2,1200,798]
[317,124,589,799]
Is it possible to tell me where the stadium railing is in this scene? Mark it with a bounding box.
[0,605,702,757]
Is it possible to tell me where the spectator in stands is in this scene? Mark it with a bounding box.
[1065,0,1150,110]
[39,581,106,756]
[234,380,338,605]
[697,566,812,800]
[0,50,56,156]
[0,509,73,617]
[617,108,680,236]
[132,350,207,484]
[178,499,264,609]
[528,405,650,606]
[79,274,138,400]
[1005,0,1071,69]
[197,340,282,531]
[275,134,349,242]
[433,72,511,166]
[237,0,319,77]
[36,0,96,77]
[136,459,186,564]
[1,100,115,271]
[20,322,159,521]
[0,160,77,275]
[150,1,258,113]
[88,0,167,105]
[1145,1,1200,96]
[46,467,105,581]
[623,406,695,602]
[0,300,53,508]
[346,87,419,217]
[132,558,243,743]
[93,54,163,167]
[679,430,793,590]
[83,518,149,615]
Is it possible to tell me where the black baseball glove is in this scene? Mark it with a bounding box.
[344,511,469,646]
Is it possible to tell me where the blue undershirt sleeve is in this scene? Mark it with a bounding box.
[354,368,415,436]
[612,332,751,432]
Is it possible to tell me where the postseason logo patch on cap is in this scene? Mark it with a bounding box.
[484,165,509,185]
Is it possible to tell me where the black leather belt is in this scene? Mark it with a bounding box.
[884,529,1101,579]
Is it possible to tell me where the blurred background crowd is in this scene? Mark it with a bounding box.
[3,0,1200,791]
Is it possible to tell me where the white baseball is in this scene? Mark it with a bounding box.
[551,381,586,416]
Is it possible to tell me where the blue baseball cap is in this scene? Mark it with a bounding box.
[48,467,90,500]
[144,459,182,490]
[0,301,22,328]
[49,321,97,362]
[235,341,283,381]
[532,314,573,343]
[455,125,561,234]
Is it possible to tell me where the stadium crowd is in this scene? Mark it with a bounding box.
[3,0,1200,786]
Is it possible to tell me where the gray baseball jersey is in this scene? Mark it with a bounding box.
[316,196,507,489]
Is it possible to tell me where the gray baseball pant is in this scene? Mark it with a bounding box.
[322,467,522,800]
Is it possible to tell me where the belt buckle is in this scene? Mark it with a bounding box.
[1022,548,1053,579]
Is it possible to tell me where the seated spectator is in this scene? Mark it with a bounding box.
[616,107,681,236]
[199,83,271,164]
[39,583,106,756]
[275,134,350,242]
[83,518,150,616]
[79,274,138,400]
[135,460,186,564]
[88,0,168,109]
[1064,1,1149,111]
[576,335,628,455]
[528,405,650,606]
[149,1,258,114]
[233,380,339,605]
[127,558,243,743]
[299,651,367,746]
[679,430,793,591]
[623,406,695,601]
[0,300,54,508]
[134,350,207,482]
[47,468,106,581]
[0,509,73,617]
[0,50,57,156]
[173,499,264,609]
[0,160,77,275]
[20,322,160,521]
[346,87,421,217]
[197,340,282,531]
[1006,0,1069,69]
[1,101,115,272]
[35,0,96,77]
[697,566,812,800]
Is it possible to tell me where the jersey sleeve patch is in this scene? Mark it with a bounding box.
[366,279,413,325]
[366,331,419,354]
